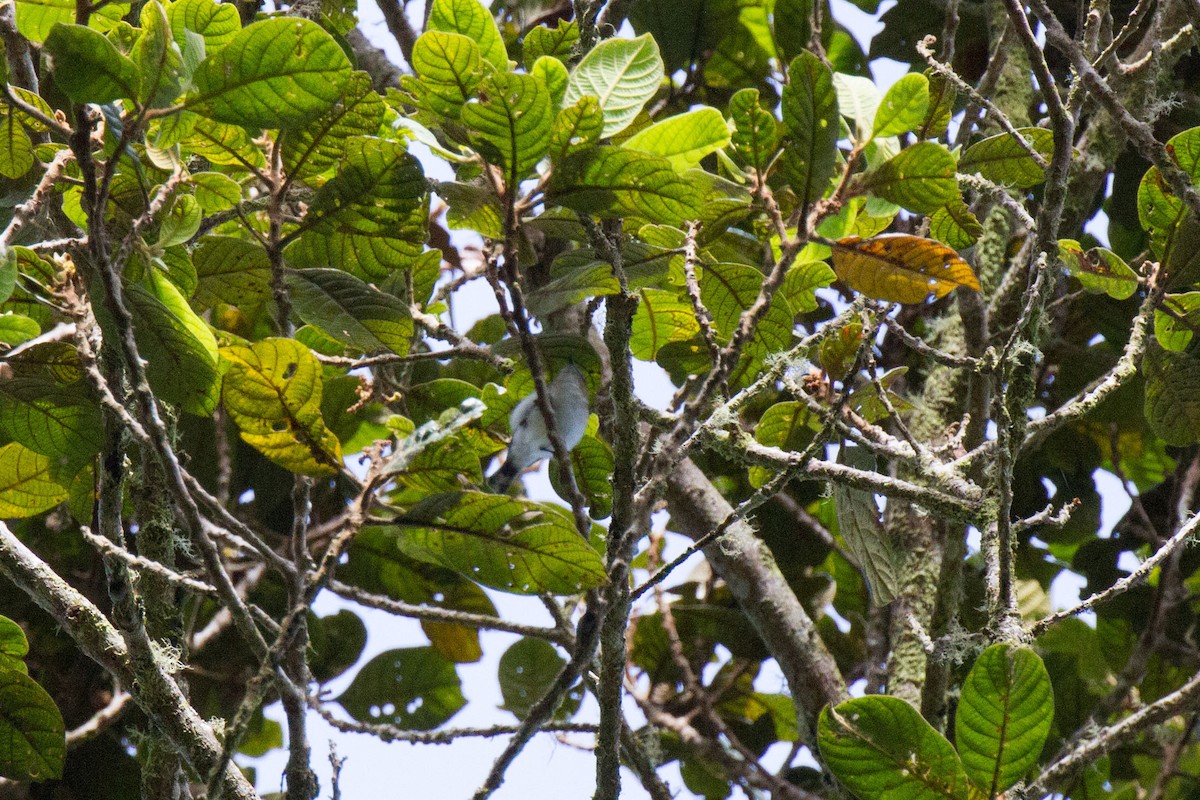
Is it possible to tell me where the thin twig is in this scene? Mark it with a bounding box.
[1030,509,1200,637]
[682,220,720,365]
[919,37,1048,170]
[80,526,219,597]
[328,579,571,644]
[310,696,598,742]
[66,690,133,746]
[0,149,75,248]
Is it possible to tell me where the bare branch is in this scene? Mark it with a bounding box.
[1030,509,1200,637]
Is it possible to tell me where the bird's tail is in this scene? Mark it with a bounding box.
[487,461,519,493]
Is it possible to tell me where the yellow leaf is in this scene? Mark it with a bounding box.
[220,338,343,477]
[0,442,69,517]
[831,234,980,304]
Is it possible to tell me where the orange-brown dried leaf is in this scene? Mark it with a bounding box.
[831,234,981,304]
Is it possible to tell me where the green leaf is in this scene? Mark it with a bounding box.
[853,198,900,237]
[189,17,352,129]
[832,234,980,304]
[190,171,242,212]
[0,616,28,674]
[0,668,65,782]
[549,96,605,163]
[0,378,102,476]
[563,34,664,138]
[150,247,197,306]
[0,314,41,348]
[342,526,500,616]
[220,338,343,476]
[319,0,356,36]
[438,180,504,239]
[728,88,778,172]
[192,236,272,310]
[0,442,68,518]
[285,268,413,354]
[704,25,771,89]
[700,260,795,385]
[531,55,568,109]
[819,695,974,800]
[627,0,709,73]
[392,434,485,497]
[286,136,427,281]
[1166,124,1200,176]
[427,0,507,70]
[749,401,816,488]
[781,260,836,313]
[1137,130,1200,290]
[43,23,141,104]
[5,89,53,136]
[462,71,552,187]
[631,287,700,360]
[407,31,484,119]
[735,0,777,59]
[181,115,267,167]
[236,710,282,758]
[834,446,902,604]
[549,146,705,227]
[282,71,386,182]
[15,0,127,43]
[309,610,368,684]
[1057,239,1139,300]
[699,260,762,337]
[125,272,220,415]
[833,72,881,138]
[781,51,839,203]
[336,647,465,729]
[858,142,957,214]
[0,116,34,180]
[872,73,929,138]
[916,72,955,140]
[132,1,181,107]
[851,366,912,422]
[0,251,15,305]
[168,0,239,53]
[498,637,566,719]
[526,261,619,317]
[929,197,983,249]
[0,250,53,329]
[157,194,201,248]
[1154,292,1200,351]
[773,0,811,62]
[549,431,614,520]
[523,19,579,68]
[394,491,607,595]
[132,271,222,412]
[623,107,731,171]
[392,115,470,164]
[960,127,1054,189]
[956,643,1054,796]
[1143,344,1200,446]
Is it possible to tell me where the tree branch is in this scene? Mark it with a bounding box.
[0,522,259,800]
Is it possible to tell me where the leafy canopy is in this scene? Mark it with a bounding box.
[0,0,1198,798]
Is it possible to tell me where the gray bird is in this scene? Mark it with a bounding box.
[488,364,590,492]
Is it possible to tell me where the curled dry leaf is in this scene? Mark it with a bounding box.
[831,234,981,304]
